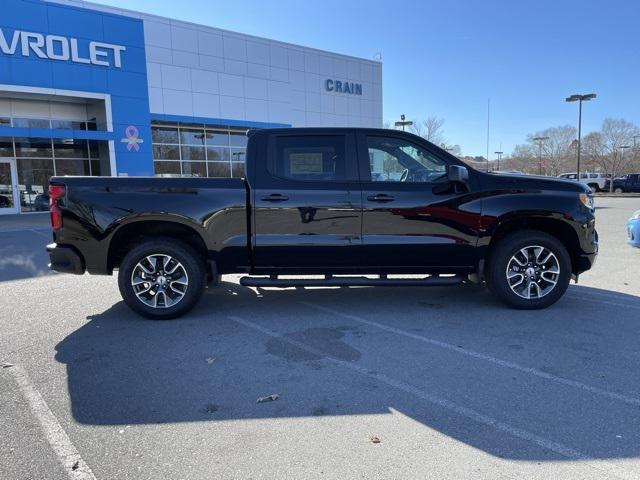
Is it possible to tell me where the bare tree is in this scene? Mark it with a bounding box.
[441,144,462,157]
[583,118,640,190]
[527,125,576,176]
[410,116,446,145]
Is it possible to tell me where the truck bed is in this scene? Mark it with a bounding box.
[51,176,250,274]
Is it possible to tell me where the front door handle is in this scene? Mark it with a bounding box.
[367,194,395,202]
[261,193,289,202]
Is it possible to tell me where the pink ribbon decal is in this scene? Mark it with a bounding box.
[121,125,144,152]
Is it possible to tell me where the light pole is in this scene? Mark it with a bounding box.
[394,114,413,132]
[620,144,631,164]
[532,136,549,175]
[565,93,596,179]
[494,151,503,171]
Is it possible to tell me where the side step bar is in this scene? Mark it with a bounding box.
[239,274,465,288]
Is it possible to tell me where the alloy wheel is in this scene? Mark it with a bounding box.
[505,246,560,300]
[131,254,189,308]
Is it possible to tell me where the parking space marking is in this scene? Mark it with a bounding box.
[228,315,634,480]
[4,364,96,480]
[567,295,640,311]
[302,302,640,408]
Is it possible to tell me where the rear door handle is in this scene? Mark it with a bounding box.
[261,193,289,202]
[367,194,395,202]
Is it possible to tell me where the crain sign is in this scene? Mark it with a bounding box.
[0,28,126,68]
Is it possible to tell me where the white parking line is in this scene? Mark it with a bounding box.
[228,315,634,480]
[566,295,640,311]
[302,302,640,408]
[4,364,96,480]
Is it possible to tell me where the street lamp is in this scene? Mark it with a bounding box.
[620,144,631,161]
[394,114,413,132]
[494,151,503,171]
[532,136,549,175]
[565,93,596,179]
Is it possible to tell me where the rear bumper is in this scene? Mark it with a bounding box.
[47,243,85,275]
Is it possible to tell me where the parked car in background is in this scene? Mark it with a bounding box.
[612,174,640,193]
[628,210,640,247]
[558,172,610,192]
[33,194,50,211]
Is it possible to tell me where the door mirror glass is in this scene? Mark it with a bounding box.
[448,165,469,183]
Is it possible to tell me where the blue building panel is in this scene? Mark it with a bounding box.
[46,4,105,42]
[2,0,154,176]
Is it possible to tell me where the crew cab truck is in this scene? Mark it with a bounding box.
[47,128,598,319]
[612,173,640,193]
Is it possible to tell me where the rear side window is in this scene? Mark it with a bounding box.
[270,135,349,182]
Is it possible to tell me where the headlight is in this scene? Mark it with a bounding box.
[579,193,594,210]
[631,210,640,220]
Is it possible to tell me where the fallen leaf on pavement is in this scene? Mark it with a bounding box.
[257,394,279,403]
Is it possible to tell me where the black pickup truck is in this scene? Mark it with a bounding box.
[47,128,597,319]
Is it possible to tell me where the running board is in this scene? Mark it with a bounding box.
[239,274,465,288]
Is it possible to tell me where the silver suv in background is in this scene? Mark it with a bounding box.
[558,172,610,192]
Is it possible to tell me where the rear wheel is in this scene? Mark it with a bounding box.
[118,239,206,319]
[486,230,571,309]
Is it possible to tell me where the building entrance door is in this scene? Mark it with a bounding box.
[0,159,20,215]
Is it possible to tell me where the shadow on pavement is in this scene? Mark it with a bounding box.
[0,228,54,282]
[55,282,640,461]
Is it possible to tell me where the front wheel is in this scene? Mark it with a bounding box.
[118,239,206,319]
[614,187,624,193]
[486,230,571,309]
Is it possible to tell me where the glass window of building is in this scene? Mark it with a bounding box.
[3,136,110,212]
[151,123,248,178]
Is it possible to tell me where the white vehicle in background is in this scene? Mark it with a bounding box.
[558,172,610,192]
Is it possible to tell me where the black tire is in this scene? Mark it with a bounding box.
[614,187,624,193]
[485,230,571,309]
[118,238,206,319]
[588,183,599,193]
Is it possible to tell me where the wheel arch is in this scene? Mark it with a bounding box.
[107,220,208,273]
[486,217,582,274]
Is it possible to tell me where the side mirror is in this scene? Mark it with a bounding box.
[448,165,469,184]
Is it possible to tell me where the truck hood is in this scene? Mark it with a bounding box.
[481,172,589,193]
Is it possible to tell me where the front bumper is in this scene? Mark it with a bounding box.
[47,243,85,274]
[574,227,598,274]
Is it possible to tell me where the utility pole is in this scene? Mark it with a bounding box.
[486,98,490,172]
[494,151,503,171]
[532,136,549,175]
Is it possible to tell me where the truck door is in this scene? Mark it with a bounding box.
[252,131,362,270]
[358,132,480,270]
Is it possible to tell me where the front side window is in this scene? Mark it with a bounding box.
[271,135,348,182]
[367,136,446,183]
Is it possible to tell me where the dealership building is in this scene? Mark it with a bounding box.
[0,0,383,214]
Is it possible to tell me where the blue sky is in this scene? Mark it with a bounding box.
[98,0,639,157]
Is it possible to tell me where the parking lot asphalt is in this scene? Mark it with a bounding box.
[1,197,639,480]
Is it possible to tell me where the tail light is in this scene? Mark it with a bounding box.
[49,184,66,230]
